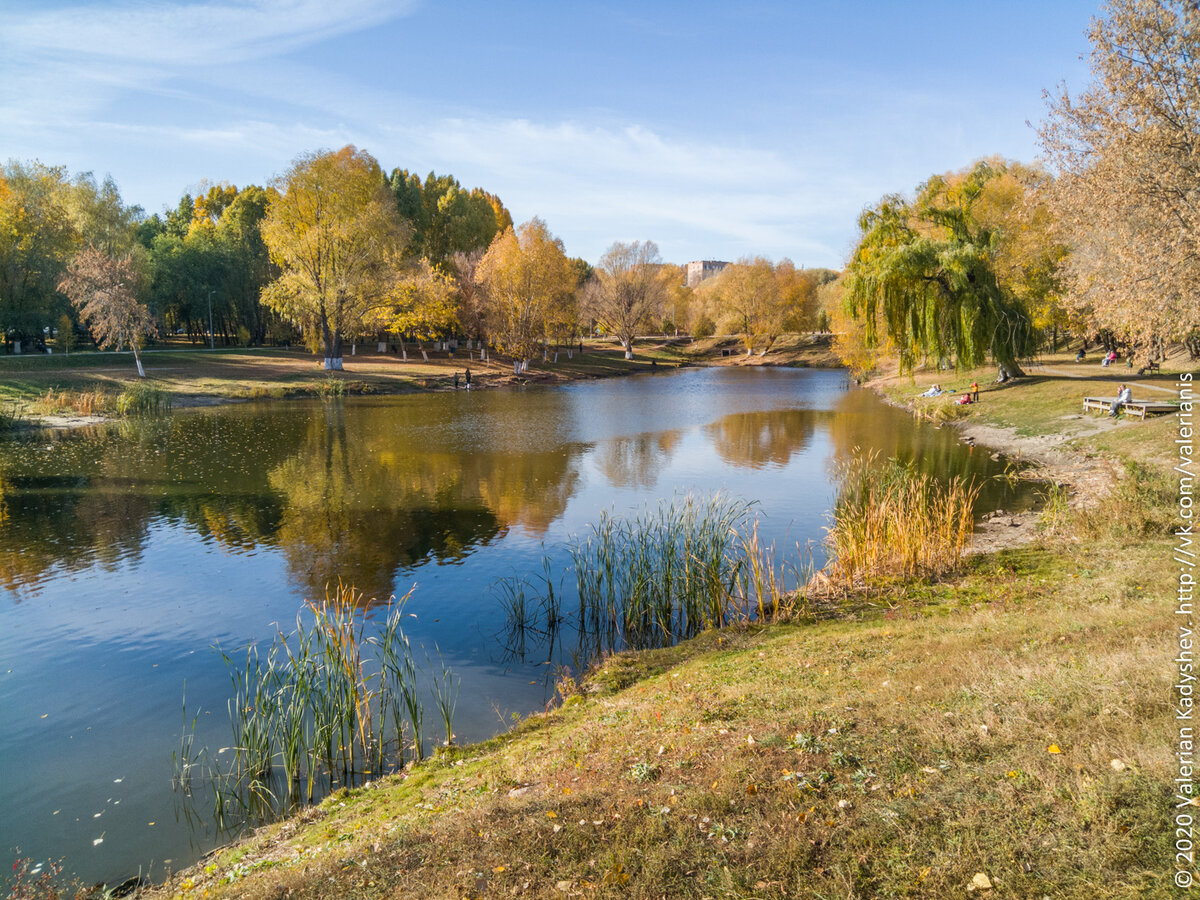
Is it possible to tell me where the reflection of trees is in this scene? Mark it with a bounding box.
[596,432,679,489]
[704,410,818,470]
[826,387,1028,511]
[266,400,581,600]
[0,394,587,597]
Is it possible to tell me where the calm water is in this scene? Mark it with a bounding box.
[0,367,1036,884]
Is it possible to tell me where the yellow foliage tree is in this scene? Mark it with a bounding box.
[475,218,575,367]
[260,146,409,370]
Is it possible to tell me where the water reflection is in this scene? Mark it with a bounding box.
[0,378,1034,599]
[704,409,821,470]
[596,432,681,489]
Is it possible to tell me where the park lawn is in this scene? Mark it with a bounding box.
[138,370,1179,900]
[878,356,1185,471]
[0,343,692,416]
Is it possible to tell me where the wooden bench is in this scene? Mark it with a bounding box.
[1137,360,1161,375]
[1083,396,1177,419]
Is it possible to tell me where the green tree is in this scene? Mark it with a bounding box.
[0,161,79,351]
[261,146,409,370]
[843,161,1037,380]
[388,170,513,270]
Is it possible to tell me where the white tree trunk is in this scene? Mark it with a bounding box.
[324,357,344,370]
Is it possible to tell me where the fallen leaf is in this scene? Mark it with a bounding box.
[545,810,557,819]
[1048,744,1062,754]
[967,872,992,892]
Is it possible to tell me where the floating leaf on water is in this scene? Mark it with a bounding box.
[93,837,104,846]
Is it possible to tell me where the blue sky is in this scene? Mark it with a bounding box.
[1,0,1099,267]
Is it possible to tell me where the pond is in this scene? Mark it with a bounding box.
[0,367,1038,885]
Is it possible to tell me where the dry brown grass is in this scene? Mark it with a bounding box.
[823,451,980,590]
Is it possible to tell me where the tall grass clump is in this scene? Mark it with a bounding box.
[570,493,751,650]
[496,493,808,660]
[824,449,981,589]
[115,381,171,415]
[31,387,111,416]
[174,583,449,832]
[1075,460,1175,539]
[0,401,21,432]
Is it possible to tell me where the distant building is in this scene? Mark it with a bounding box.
[684,260,728,288]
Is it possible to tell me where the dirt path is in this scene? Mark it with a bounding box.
[955,417,1119,555]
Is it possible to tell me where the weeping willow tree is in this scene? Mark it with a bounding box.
[844,161,1037,381]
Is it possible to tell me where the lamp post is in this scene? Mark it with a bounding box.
[207,291,215,350]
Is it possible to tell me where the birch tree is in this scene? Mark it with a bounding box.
[475,218,575,369]
[586,240,668,359]
[58,248,157,376]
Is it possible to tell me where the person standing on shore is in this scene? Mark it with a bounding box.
[465,367,472,390]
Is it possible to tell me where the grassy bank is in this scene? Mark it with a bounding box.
[108,365,1178,900]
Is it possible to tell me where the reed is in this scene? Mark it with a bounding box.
[495,493,769,658]
[31,387,112,416]
[174,584,446,832]
[115,382,172,415]
[824,450,981,589]
[428,648,459,747]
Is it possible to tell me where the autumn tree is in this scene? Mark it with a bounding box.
[715,257,786,354]
[475,218,575,368]
[1038,0,1200,351]
[387,258,458,349]
[0,162,77,350]
[261,146,409,370]
[968,160,1070,349]
[58,248,157,376]
[585,240,668,359]
[776,259,820,334]
[843,161,1037,380]
[451,248,488,342]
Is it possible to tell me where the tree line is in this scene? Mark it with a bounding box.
[6,2,1191,379]
[0,148,831,373]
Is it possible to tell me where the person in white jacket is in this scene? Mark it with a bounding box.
[1108,383,1132,417]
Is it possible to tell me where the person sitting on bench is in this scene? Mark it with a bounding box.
[1108,383,1132,418]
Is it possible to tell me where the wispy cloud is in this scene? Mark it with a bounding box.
[3,0,414,66]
